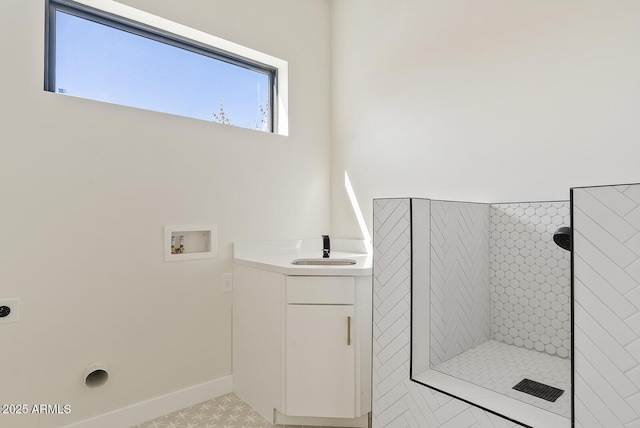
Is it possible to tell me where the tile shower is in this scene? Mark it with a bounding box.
[372,185,640,428]
[422,199,571,419]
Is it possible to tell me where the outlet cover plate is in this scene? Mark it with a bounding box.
[0,298,20,324]
[221,273,233,293]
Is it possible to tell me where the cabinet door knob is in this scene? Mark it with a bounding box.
[347,316,351,346]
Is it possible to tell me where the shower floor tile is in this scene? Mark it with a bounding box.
[433,340,571,418]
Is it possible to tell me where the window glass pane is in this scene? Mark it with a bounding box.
[54,10,272,131]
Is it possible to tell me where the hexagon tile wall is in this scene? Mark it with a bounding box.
[489,202,571,358]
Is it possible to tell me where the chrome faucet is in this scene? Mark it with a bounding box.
[322,235,330,258]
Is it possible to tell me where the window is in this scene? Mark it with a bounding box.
[45,0,284,133]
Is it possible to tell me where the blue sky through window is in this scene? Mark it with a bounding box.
[54,11,271,131]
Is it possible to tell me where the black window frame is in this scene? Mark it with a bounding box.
[44,0,278,132]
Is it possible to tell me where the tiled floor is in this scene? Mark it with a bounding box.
[434,340,571,418]
[131,392,353,428]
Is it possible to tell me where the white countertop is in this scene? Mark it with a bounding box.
[233,239,372,276]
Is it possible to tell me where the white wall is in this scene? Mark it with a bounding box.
[331,0,640,239]
[0,1,331,426]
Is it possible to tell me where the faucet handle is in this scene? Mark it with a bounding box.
[322,235,330,258]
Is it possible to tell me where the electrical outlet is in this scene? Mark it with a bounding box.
[221,273,233,293]
[0,298,20,324]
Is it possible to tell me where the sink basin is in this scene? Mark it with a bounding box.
[291,258,357,266]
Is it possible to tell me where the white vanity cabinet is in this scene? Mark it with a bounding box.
[233,257,372,428]
[286,276,357,418]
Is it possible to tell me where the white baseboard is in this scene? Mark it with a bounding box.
[65,375,233,428]
[275,410,369,427]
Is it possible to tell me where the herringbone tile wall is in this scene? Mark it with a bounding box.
[430,200,490,366]
[372,198,519,428]
[574,184,640,428]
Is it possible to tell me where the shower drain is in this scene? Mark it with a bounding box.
[513,378,564,402]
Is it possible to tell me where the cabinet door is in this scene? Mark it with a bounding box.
[286,304,355,418]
